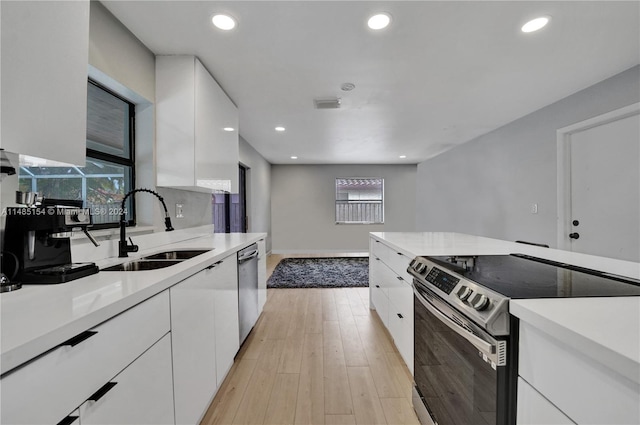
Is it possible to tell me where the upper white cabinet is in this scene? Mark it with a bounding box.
[156,55,239,193]
[0,0,89,165]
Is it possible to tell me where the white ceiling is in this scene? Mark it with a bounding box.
[102,1,640,165]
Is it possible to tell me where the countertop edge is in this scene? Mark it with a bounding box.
[0,232,266,376]
[510,299,640,385]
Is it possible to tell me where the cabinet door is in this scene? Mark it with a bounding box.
[80,334,174,425]
[194,59,239,193]
[214,255,239,384]
[170,267,218,425]
[156,55,197,187]
[1,0,89,165]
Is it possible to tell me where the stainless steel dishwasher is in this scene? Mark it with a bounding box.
[237,243,259,345]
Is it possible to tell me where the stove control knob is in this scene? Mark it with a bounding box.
[472,294,491,311]
[409,259,417,268]
[418,263,428,274]
[457,286,473,301]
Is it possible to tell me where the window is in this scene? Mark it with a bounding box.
[18,81,135,228]
[335,177,384,224]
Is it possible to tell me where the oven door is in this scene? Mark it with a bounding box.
[413,281,515,425]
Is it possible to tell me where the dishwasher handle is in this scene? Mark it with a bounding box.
[238,244,259,263]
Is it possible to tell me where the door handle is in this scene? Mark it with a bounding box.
[569,233,580,239]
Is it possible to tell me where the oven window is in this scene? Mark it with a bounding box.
[414,296,498,424]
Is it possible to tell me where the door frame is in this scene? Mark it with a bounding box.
[556,102,640,252]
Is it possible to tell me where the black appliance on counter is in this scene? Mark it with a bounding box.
[407,254,640,425]
[3,204,100,284]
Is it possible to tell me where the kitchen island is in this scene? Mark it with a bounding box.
[0,225,266,424]
[370,231,640,425]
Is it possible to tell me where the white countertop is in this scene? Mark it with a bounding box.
[371,232,640,383]
[0,228,265,375]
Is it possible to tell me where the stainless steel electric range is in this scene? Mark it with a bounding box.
[407,253,640,425]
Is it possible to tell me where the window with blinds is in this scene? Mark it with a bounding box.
[18,80,135,228]
[335,177,384,224]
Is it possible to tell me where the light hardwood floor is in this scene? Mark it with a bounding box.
[200,254,419,425]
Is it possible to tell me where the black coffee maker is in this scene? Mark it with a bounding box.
[3,198,100,284]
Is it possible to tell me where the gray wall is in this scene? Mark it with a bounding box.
[240,136,272,252]
[415,65,640,247]
[271,164,417,253]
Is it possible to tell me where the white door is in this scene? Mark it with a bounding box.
[565,108,639,262]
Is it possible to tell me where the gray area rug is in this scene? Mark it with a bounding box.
[267,257,369,288]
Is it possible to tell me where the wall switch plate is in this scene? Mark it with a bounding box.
[175,203,184,218]
[531,203,538,214]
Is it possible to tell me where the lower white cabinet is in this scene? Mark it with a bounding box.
[170,253,239,425]
[0,291,170,425]
[518,321,640,424]
[213,255,239,384]
[369,236,414,374]
[79,333,175,424]
[517,377,573,424]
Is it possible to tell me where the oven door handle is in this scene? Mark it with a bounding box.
[414,287,497,358]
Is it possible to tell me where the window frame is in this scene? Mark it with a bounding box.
[335,177,385,225]
[86,79,137,229]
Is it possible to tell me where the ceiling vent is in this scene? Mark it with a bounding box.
[314,98,341,109]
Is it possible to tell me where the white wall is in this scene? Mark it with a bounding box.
[239,136,272,252]
[415,65,640,247]
[271,164,417,253]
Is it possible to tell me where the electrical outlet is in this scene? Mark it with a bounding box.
[531,203,538,214]
[176,204,184,218]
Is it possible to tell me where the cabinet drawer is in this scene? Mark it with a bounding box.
[371,284,389,327]
[80,333,174,425]
[1,291,170,425]
[369,256,388,297]
[519,322,639,425]
[388,301,413,374]
[371,238,413,283]
[517,377,573,424]
[385,249,413,284]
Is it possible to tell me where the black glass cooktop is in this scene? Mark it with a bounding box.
[426,254,640,299]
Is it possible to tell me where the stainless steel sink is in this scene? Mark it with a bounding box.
[141,249,211,260]
[102,260,183,272]
[102,249,211,271]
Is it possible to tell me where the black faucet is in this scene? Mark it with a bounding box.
[119,188,174,257]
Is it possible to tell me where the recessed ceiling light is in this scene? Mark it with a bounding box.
[223,127,235,132]
[291,156,298,160]
[521,16,550,33]
[367,13,391,30]
[212,14,236,31]
[399,155,407,159]
[275,126,286,132]
[341,82,356,91]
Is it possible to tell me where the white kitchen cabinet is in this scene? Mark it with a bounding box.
[0,291,170,425]
[79,333,175,425]
[516,377,573,425]
[257,238,267,312]
[1,0,89,165]
[170,253,240,424]
[369,236,414,374]
[214,255,239,384]
[518,321,639,424]
[156,55,239,193]
[170,266,218,424]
